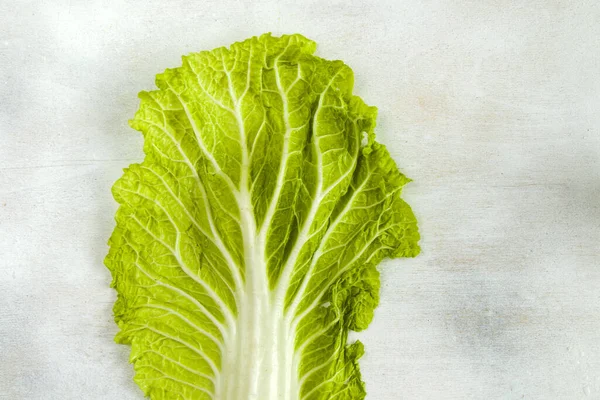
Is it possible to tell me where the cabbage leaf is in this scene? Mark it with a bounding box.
[106,33,420,400]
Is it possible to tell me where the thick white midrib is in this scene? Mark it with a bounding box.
[247,63,348,399]
[234,185,263,399]
[215,49,300,399]
[225,52,294,399]
[254,66,305,399]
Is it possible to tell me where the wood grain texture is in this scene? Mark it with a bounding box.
[1,1,599,399]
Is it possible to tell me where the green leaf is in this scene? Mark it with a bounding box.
[105,33,420,400]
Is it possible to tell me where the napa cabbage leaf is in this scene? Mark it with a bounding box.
[105,33,420,400]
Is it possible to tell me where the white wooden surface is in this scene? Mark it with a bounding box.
[1,1,599,399]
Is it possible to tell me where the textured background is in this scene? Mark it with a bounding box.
[1,1,599,399]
